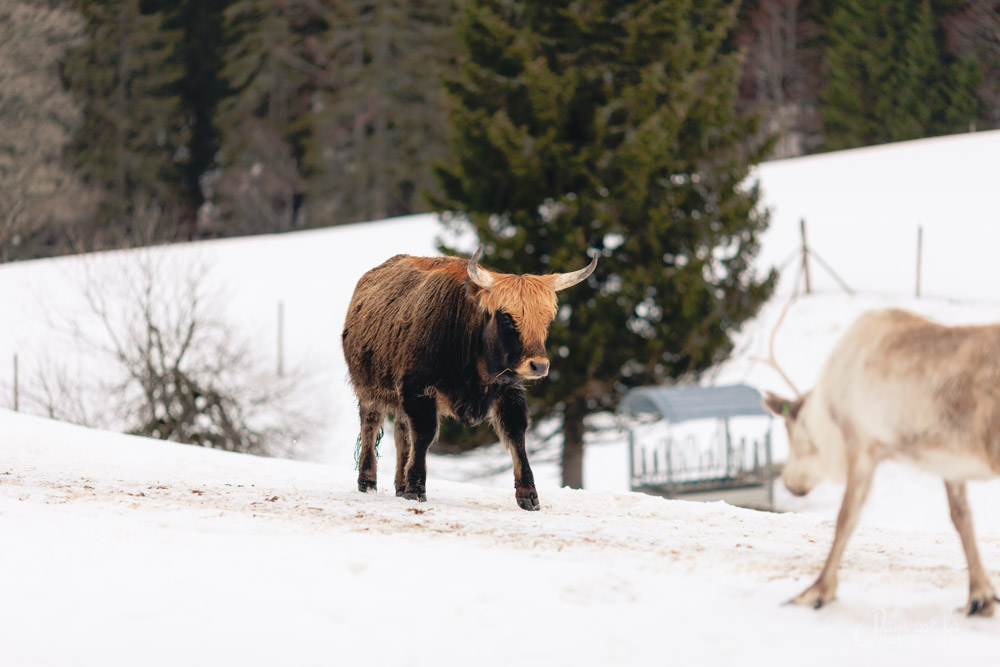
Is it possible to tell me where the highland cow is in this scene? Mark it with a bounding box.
[342,246,596,511]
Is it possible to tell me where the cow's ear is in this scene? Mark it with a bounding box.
[464,277,484,302]
[762,391,803,421]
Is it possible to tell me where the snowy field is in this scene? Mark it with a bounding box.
[3,130,1000,663]
[4,409,1000,665]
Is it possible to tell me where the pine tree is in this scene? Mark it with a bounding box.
[64,0,189,247]
[144,0,231,238]
[434,0,776,487]
[820,0,979,150]
[211,0,325,235]
[305,0,458,226]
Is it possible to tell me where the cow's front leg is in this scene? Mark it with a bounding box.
[491,387,539,511]
[945,480,999,616]
[400,388,437,502]
[792,452,875,609]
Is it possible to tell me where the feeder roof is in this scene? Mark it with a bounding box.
[618,384,769,424]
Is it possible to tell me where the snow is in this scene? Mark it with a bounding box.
[3,409,999,665]
[3,130,1000,663]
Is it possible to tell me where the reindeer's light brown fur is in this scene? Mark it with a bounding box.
[766,308,1000,615]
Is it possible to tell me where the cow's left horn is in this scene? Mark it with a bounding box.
[467,245,495,290]
[552,251,598,291]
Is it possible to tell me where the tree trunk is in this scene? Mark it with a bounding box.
[561,398,586,489]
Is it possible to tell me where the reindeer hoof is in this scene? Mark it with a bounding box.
[516,490,540,511]
[358,479,377,493]
[965,595,1000,617]
[787,583,836,610]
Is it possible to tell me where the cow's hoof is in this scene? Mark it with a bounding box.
[402,490,427,502]
[964,595,1000,617]
[516,490,540,511]
[358,479,377,493]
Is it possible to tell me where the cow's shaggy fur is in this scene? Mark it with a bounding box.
[342,251,593,511]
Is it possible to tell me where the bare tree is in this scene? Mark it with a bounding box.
[0,1,95,261]
[737,0,824,158]
[6,247,312,458]
[206,119,304,236]
[81,253,310,456]
[943,0,1000,130]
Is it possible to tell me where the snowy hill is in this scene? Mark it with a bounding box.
[3,408,999,665]
[3,131,1000,662]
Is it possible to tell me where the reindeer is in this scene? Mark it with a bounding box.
[761,307,1000,615]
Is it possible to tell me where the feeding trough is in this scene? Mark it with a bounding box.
[619,384,775,510]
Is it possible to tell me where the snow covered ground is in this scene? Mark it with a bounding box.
[3,130,1000,663]
[4,409,1000,666]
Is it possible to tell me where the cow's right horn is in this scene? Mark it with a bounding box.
[467,245,495,290]
[552,251,598,291]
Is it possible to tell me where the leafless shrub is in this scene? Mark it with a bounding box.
[87,254,310,456]
[5,248,313,458]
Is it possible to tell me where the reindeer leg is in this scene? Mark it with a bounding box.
[944,480,998,616]
[792,453,875,609]
[357,401,386,493]
[491,387,539,511]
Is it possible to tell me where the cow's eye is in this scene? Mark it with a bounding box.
[499,313,516,330]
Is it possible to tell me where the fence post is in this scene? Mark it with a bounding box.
[277,301,285,377]
[915,225,923,299]
[627,428,635,490]
[13,353,19,412]
[800,218,812,294]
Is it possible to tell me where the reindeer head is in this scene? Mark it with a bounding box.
[763,391,830,496]
[467,246,597,383]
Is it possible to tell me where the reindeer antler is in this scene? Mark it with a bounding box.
[749,296,802,397]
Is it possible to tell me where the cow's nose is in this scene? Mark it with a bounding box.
[529,359,549,376]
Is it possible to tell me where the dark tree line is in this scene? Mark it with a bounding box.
[3,0,460,260]
[736,0,995,157]
[2,0,996,262]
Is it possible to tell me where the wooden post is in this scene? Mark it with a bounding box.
[916,225,923,299]
[627,428,635,490]
[765,428,774,509]
[724,418,732,477]
[665,439,674,494]
[800,218,812,294]
[277,301,285,377]
[13,353,19,412]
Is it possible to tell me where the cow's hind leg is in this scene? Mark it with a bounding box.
[393,415,411,497]
[792,452,875,609]
[400,388,437,502]
[491,387,539,511]
[357,401,386,493]
[944,480,999,616]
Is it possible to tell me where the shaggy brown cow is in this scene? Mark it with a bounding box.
[342,246,597,510]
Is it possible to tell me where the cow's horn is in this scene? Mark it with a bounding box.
[552,251,598,291]
[467,245,495,290]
